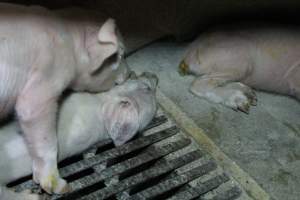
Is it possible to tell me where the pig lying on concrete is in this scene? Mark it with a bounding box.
[0,3,129,194]
[0,72,158,200]
[179,27,300,113]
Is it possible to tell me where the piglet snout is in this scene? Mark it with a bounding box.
[178,60,189,76]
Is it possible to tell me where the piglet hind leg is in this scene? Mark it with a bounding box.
[16,87,69,194]
[190,76,257,113]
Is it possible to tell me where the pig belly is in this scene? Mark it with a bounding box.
[0,27,40,119]
[0,122,32,184]
[243,60,291,95]
[243,35,300,95]
[0,66,27,119]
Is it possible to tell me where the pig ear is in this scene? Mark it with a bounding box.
[104,97,139,146]
[88,18,120,74]
[98,18,118,44]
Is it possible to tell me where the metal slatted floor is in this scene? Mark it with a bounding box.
[8,109,247,200]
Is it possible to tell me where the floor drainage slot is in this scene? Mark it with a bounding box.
[168,173,230,200]
[128,170,173,195]
[59,154,84,168]
[65,168,95,182]
[6,174,32,188]
[105,146,149,168]
[127,162,218,200]
[118,159,159,181]
[95,142,115,155]
[9,112,244,200]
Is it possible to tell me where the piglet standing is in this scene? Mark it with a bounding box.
[0,3,128,194]
[180,26,300,113]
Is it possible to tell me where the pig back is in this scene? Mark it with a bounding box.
[0,4,55,119]
[0,3,77,119]
[0,63,27,119]
[243,28,300,94]
[0,34,33,119]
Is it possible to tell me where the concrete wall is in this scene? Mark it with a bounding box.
[2,0,300,40]
[2,0,300,51]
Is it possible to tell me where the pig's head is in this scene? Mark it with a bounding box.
[101,72,158,146]
[179,48,200,76]
[72,18,129,93]
[179,38,206,76]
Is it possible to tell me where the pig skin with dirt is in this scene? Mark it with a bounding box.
[180,27,300,113]
[0,3,128,194]
[0,73,158,200]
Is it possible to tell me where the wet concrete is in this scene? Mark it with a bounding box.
[127,40,300,200]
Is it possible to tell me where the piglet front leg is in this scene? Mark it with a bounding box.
[16,82,69,194]
[190,75,257,113]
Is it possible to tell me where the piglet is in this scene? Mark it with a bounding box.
[0,72,158,200]
[180,26,300,113]
[0,3,128,194]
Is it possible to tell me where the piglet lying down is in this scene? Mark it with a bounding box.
[0,72,158,200]
[180,27,300,113]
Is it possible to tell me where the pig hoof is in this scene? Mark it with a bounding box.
[225,91,253,113]
[250,97,257,106]
[237,102,250,114]
[41,176,70,194]
[243,87,257,106]
[37,170,70,194]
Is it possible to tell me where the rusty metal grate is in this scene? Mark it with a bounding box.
[8,110,244,200]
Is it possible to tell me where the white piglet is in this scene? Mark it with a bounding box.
[0,3,129,194]
[180,26,300,113]
[0,72,158,200]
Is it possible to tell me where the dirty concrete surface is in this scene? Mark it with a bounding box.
[127,40,300,200]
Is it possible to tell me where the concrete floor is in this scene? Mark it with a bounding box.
[127,40,300,200]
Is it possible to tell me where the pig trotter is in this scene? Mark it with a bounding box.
[237,102,250,114]
[41,176,70,194]
[190,77,257,113]
[16,94,70,194]
[242,85,257,106]
[33,166,70,194]
[225,91,250,113]
[222,83,257,113]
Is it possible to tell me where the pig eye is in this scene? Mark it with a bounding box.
[146,85,151,91]
[92,53,118,75]
[119,100,131,107]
